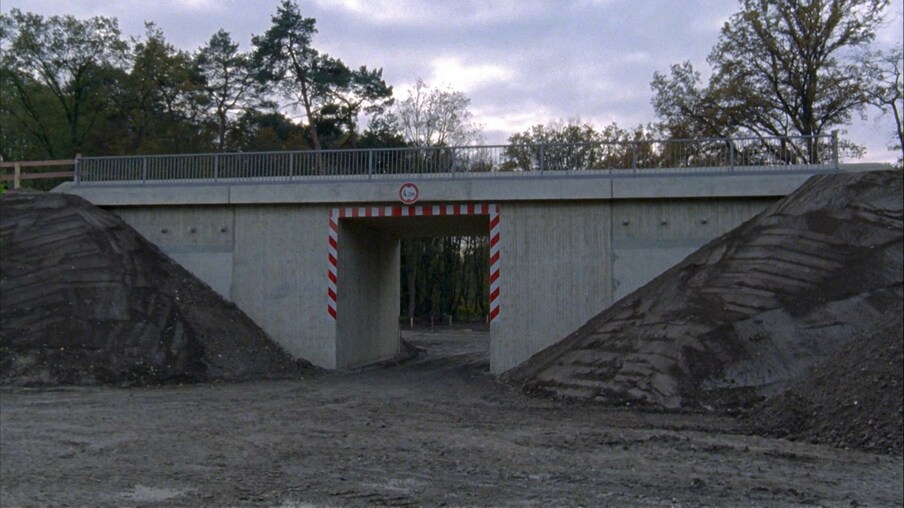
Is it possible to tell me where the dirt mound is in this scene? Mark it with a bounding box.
[0,191,311,386]
[507,171,902,427]
[749,310,903,454]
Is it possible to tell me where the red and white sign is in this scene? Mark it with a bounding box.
[399,183,419,204]
[327,203,500,322]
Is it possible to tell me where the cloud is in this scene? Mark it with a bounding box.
[427,57,516,93]
[310,0,546,26]
[171,0,222,12]
[475,105,557,141]
[4,0,901,162]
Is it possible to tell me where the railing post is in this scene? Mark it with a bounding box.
[141,157,148,184]
[450,150,456,178]
[13,162,21,189]
[74,153,81,185]
[214,154,220,181]
[539,145,544,174]
[632,142,638,173]
[368,149,373,178]
[728,139,734,171]
[831,130,839,170]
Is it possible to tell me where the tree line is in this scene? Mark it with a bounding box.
[3,0,898,165]
[2,0,900,323]
[0,1,398,161]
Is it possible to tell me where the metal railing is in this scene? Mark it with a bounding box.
[74,132,839,185]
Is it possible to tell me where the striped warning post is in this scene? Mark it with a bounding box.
[488,205,500,321]
[327,212,339,319]
[327,204,500,321]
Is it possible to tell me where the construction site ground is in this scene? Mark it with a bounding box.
[2,329,901,507]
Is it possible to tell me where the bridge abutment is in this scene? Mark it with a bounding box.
[59,169,826,373]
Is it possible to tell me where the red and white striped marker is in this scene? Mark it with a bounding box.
[327,203,500,321]
[488,205,500,322]
[327,212,339,319]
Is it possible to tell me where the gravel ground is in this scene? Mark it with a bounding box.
[2,330,901,507]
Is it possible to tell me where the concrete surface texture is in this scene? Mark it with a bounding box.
[334,220,401,368]
[508,170,903,417]
[60,169,826,372]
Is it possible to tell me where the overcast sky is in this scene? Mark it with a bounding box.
[4,0,902,162]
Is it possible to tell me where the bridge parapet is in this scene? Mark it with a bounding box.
[74,133,838,185]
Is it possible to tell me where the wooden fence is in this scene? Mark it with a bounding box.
[0,159,76,189]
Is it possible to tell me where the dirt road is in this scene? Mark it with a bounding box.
[2,330,901,506]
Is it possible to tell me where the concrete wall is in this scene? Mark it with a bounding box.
[610,198,772,300]
[335,220,400,368]
[111,206,235,298]
[492,202,613,373]
[490,197,771,373]
[112,204,338,369]
[231,205,335,367]
[66,170,826,374]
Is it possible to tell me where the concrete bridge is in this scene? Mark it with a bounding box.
[58,135,841,373]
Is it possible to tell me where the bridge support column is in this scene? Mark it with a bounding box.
[334,220,401,368]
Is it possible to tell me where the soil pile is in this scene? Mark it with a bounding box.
[507,170,902,450]
[750,310,902,454]
[0,191,310,386]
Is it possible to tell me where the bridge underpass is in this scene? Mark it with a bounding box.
[330,207,495,369]
[57,135,840,373]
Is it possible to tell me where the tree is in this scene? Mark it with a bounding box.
[358,112,408,149]
[504,119,658,171]
[0,61,60,160]
[458,236,489,318]
[0,8,128,158]
[652,0,890,162]
[251,0,392,152]
[395,79,482,147]
[650,62,734,139]
[226,109,308,152]
[119,23,207,154]
[390,80,484,323]
[862,47,904,162]
[399,235,489,325]
[196,29,259,151]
